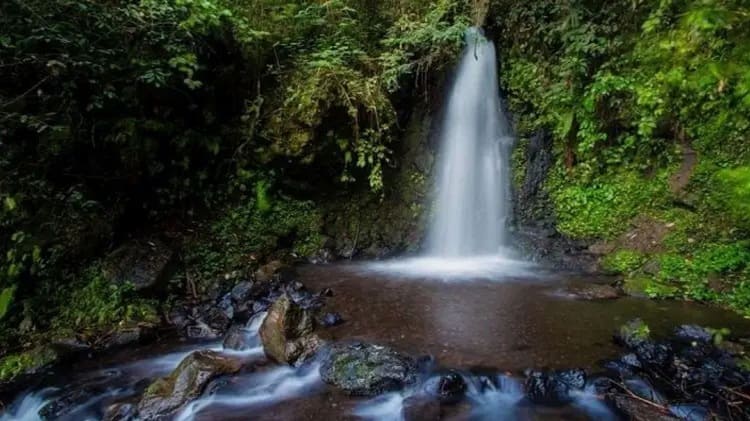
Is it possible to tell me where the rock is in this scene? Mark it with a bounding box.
[51,336,91,354]
[217,294,234,320]
[616,319,650,348]
[402,395,441,421]
[624,377,665,404]
[634,341,672,368]
[222,324,254,351]
[254,260,284,282]
[319,288,334,297]
[524,369,586,405]
[608,394,678,421]
[321,312,344,327]
[669,404,710,421]
[673,325,713,344]
[103,403,136,421]
[137,350,243,419]
[259,294,321,365]
[98,326,153,350]
[565,284,622,300]
[320,342,418,396]
[230,281,255,302]
[252,300,270,314]
[166,305,190,331]
[102,238,173,291]
[187,304,231,337]
[422,371,466,404]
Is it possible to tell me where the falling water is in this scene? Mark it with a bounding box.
[363,27,530,278]
[427,28,513,257]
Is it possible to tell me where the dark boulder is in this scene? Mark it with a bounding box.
[230,281,255,303]
[222,324,254,351]
[102,238,173,291]
[524,369,586,405]
[634,341,672,368]
[320,342,418,396]
[422,371,467,404]
[673,325,713,344]
[137,350,243,419]
[320,312,344,327]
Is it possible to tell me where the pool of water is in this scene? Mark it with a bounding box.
[2,262,749,420]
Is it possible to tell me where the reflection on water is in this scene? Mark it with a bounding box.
[301,264,750,371]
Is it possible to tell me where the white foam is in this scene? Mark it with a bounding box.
[362,254,535,280]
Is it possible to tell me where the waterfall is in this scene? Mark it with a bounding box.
[427,28,513,257]
[364,28,531,278]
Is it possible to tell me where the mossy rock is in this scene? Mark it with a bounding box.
[622,276,651,297]
[616,319,651,349]
[0,347,58,383]
[137,350,243,419]
[320,342,417,396]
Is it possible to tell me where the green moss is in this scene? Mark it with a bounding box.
[53,264,159,333]
[549,170,669,239]
[714,166,750,230]
[602,250,646,274]
[512,138,529,189]
[0,347,57,382]
[186,195,324,282]
[618,318,650,346]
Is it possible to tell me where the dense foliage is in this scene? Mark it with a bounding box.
[495,0,750,314]
[0,0,471,378]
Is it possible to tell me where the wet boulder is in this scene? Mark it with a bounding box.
[673,325,713,344]
[320,342,418,396]
[137,350,243,419]
[616,319,651,348]
[185,303,232,339]
[422,371,467,404]
[634,341,672,368]
[524,369,586,405]
[259,294,321,365]
[103,403,137,421]
[102,238,173,291]
[222,324,254,351]
[230,281,255,304]
[320,312,344,327]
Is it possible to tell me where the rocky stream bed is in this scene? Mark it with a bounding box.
[1,262,750,420]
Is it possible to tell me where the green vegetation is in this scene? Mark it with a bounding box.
[53,265,159,334]
[0,347,57,383]
[0,0,471,358]
[493,0,750,315]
